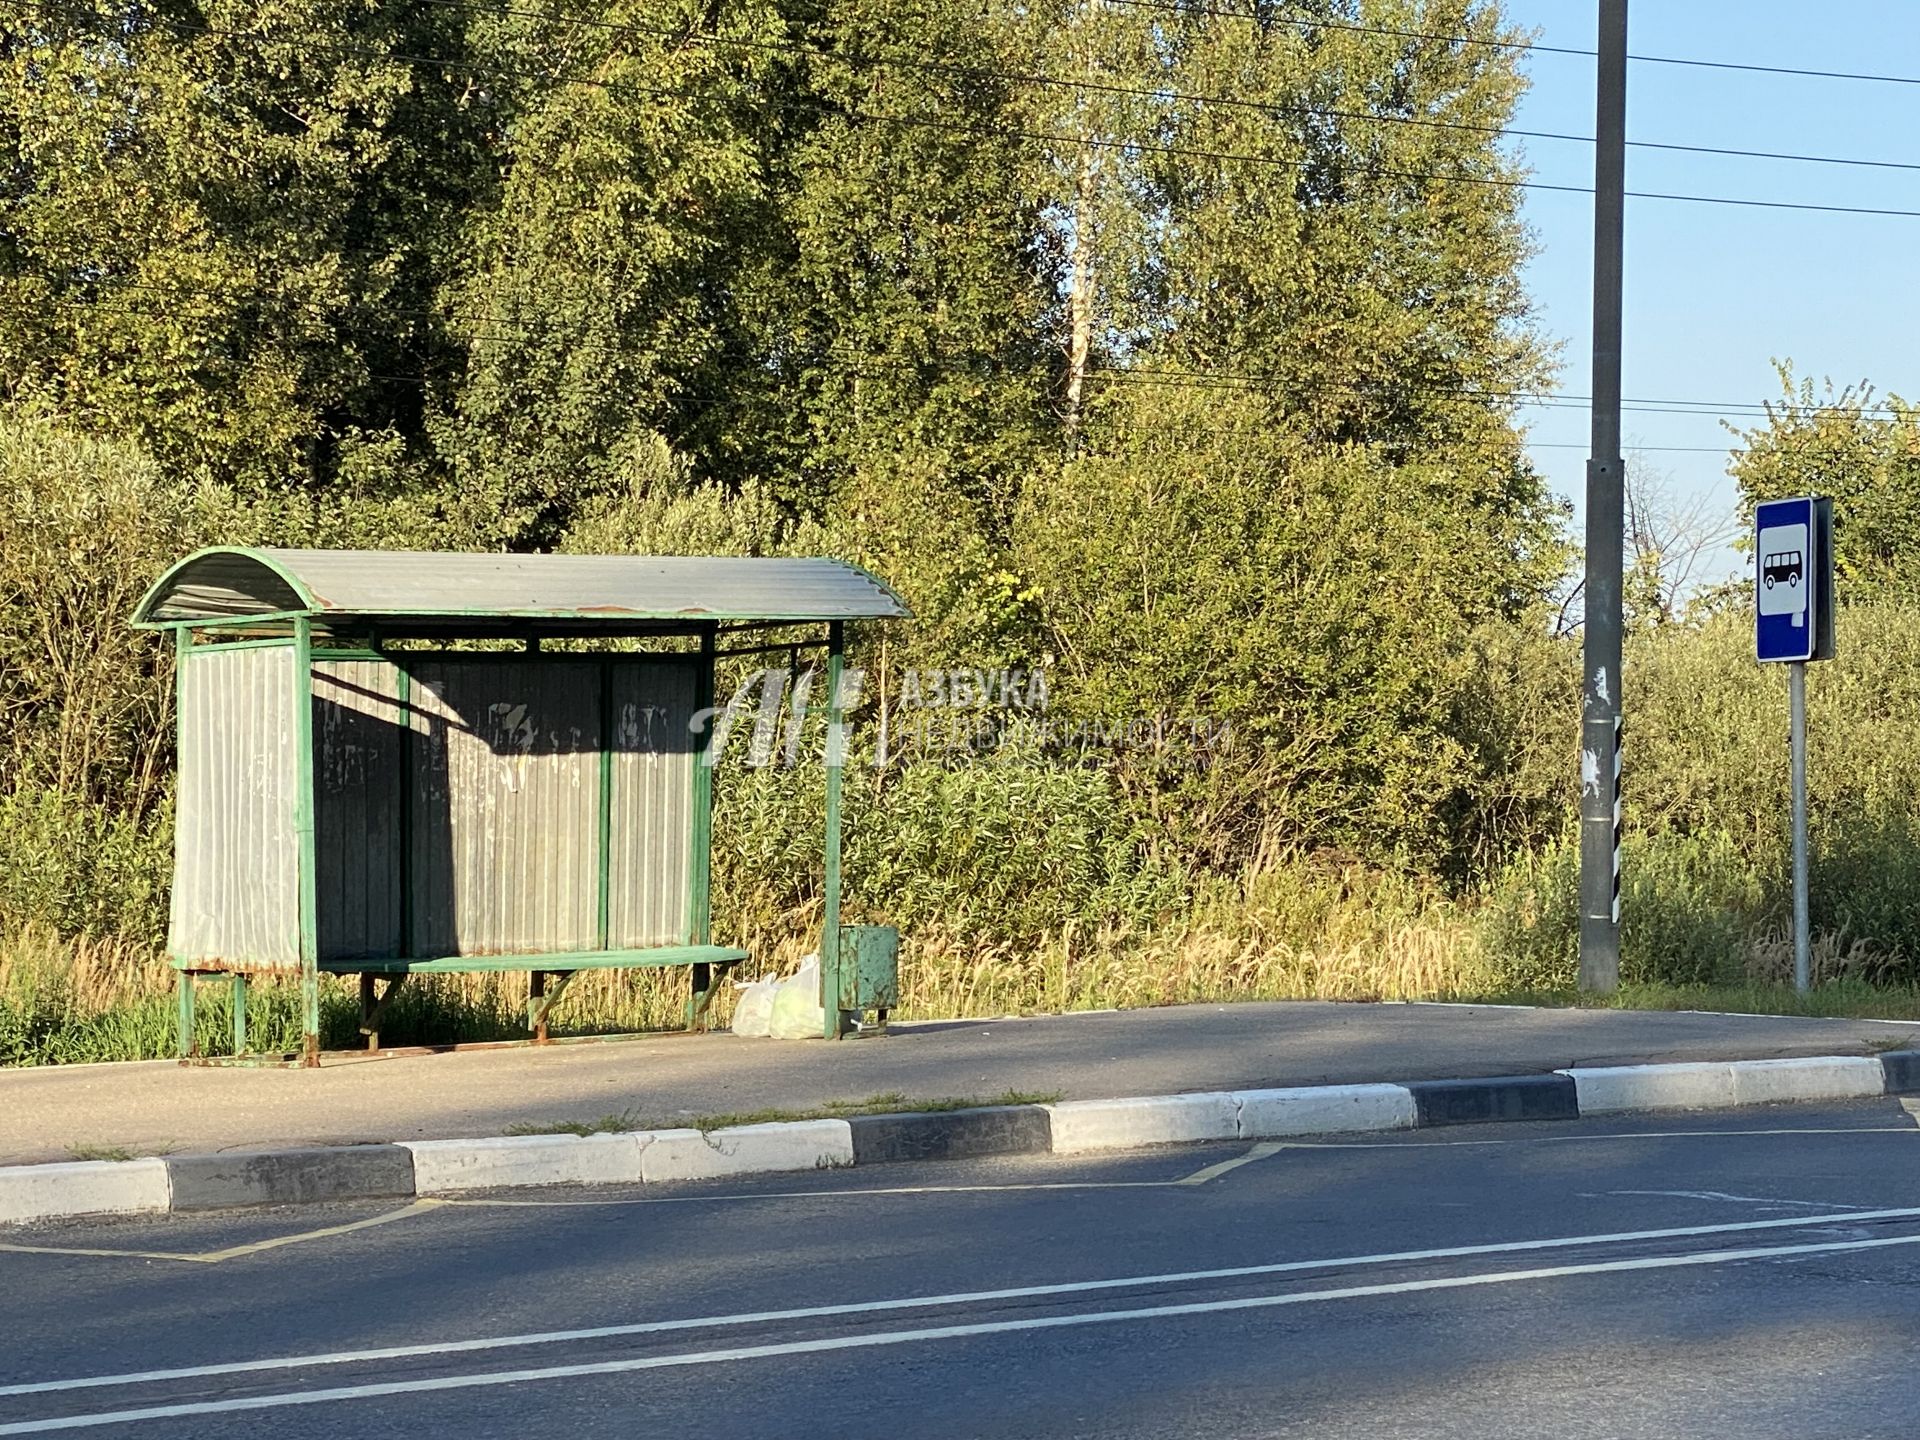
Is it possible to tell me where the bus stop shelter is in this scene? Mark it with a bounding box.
[132,547,909,1066]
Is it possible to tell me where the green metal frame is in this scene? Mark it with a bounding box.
[320,946,747,975]
[688,625,716,945]
[293,616,322,1066]
[596,656,615,952]
[820,622,846,1038]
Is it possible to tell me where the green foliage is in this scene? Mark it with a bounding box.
[1018,387,1562,875]
[45,1,1920,1050]
[0,788,170,940]
[1628,605,1920,859]
[713,728,1182,947]
[1731,367,1920,602]
[1480,831,1762,993]
[0,409,205,811]
[3,1,489,487]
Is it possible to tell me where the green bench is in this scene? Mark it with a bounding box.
[176,946,752,1057]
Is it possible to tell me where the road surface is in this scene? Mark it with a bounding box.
[4,1099,1919,1437]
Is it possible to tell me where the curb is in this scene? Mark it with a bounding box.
[5,1051,1916,1227]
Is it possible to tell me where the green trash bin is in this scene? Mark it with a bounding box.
[834,924,899,1033]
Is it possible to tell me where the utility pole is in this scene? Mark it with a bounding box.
[1580,0,1629,993]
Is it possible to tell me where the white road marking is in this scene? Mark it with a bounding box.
[1176,1143,1284,1185]
[1606,1189,1872,1211]
[11,1204,1920,1401]
[446,1179,1179,1207]
[1269,1124,1919,1151]
[8,1229,1920,1434]
[0,1200,446,1266]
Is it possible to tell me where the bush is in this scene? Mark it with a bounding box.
[1481,830,1761,992]
[713,730,1183,949]
[0,788,172,942]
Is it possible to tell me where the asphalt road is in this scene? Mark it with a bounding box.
[4,1100,1920,1438]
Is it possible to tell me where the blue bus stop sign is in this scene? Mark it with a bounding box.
[1755,495,1831,663]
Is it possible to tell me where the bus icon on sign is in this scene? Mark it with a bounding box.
[1757,522,1810,627]
[1762,549,1803,593]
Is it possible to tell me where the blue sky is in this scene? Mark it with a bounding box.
[1501,0,1920,583]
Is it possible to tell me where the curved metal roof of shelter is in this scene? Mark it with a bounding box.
[133,547,911,628]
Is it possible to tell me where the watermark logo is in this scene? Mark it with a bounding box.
[897,667,1048,712]
[691,663,1227,770]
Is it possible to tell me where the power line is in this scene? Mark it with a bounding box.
[1104,0,1920,88]
[1527,442,1735,454]
[96,8,1920,213]
[11,284,1907,427]
[414,0,1920,176]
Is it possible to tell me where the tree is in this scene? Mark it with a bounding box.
[2,1,490,490]
[1623,454,1739,630]
[1731,364,1920,602]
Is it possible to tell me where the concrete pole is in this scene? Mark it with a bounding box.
[1580,0,1629,993]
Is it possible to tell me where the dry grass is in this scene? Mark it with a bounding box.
[13,859,1920,1067]
[895,914,1494,1017]
[0,879,1499,1063]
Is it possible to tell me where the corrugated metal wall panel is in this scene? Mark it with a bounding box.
[409,659,600,956]
[607,659,698,947]
[313,659,404,962]
[168,646,301,969]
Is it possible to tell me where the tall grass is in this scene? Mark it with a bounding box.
[0,857,1531,1066]
[8,846,1920,1067]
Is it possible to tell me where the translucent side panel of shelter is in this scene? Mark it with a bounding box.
[409,659,600,956]
[168,645,301,969]
[313,659,404,962]
[607,659,698,948]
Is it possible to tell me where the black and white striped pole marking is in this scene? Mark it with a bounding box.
[1611,715,1623,926]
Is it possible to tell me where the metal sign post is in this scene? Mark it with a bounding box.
[1754,496,1834,994]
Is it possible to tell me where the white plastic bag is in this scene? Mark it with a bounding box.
[730,975,779,1038]
[767,956,826,1040]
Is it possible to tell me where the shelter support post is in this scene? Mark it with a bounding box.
[293,615,321,1066]
[687,624,719,1029]
[173,627,195,1061]
[176,972,196,1059]
[821,622,846,1039]
[230,974,249,1055]
[596,656,613,953]
[689,625,716,946]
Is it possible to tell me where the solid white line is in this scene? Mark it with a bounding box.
[1269,1125,1919,1150]
[8,1230,1920,1435]
[10,1205,1920,1401]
